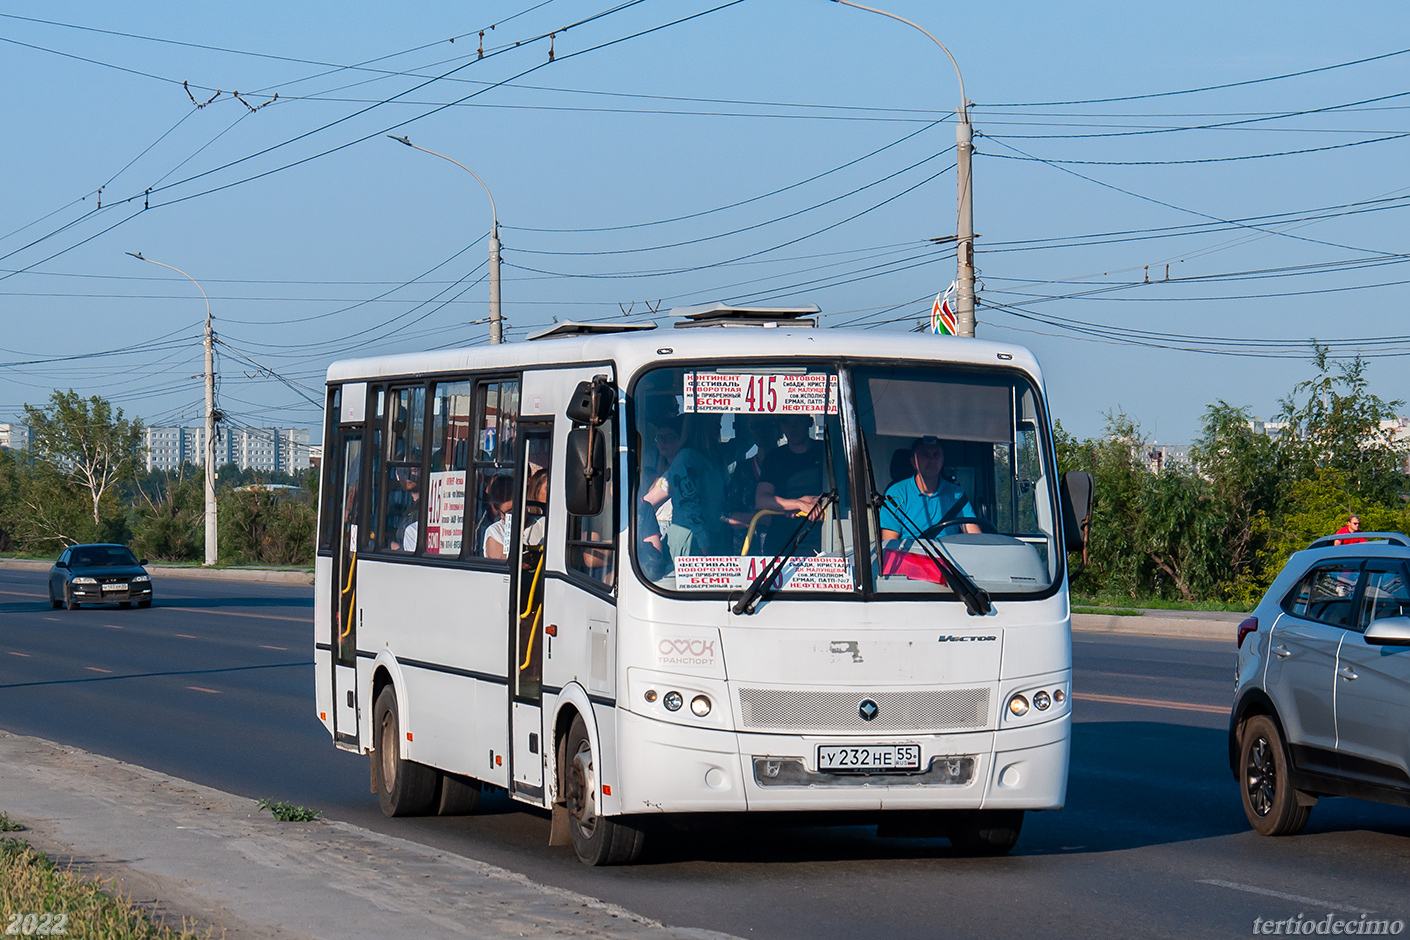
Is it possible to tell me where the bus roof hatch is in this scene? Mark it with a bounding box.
[671,303,820,329]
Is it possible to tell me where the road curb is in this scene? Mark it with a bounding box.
[1072,613,1234,642]
[0,557,313,585]
[0,729,744,940]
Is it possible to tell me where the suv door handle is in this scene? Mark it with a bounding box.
[1338,666,1359,681]
[1273,644,1291,658]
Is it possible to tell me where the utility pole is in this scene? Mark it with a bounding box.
[127,252,218,564]
[389,135,503,344]
[831,0,977,336]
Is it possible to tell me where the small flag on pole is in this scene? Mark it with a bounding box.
[931,282,958,335]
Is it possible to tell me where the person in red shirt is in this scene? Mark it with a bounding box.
[1334,515,1367,545]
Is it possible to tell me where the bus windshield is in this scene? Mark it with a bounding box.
[632,360,1059,600]
[854,363,1058,597]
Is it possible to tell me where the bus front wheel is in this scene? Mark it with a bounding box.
[373,686,437,817]
[563,714,645,865]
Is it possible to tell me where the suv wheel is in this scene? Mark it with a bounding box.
[1239,715,1311,836]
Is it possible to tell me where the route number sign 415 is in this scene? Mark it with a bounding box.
[682,372,839,415]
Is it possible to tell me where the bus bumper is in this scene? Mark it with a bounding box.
[613,709,1068,814]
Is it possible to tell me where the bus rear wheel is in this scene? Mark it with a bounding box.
[563,714,645,866]
[948,810,1024,855]
[373,686,437,817]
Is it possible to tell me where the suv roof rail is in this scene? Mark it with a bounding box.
[1306,531,1410,551]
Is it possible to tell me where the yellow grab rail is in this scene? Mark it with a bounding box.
[739,508,805,556]
[518,551,546,672]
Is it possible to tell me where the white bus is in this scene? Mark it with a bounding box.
[314,304,1092,865]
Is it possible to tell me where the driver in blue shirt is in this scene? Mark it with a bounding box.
[879,436,980,541]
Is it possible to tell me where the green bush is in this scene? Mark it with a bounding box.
[217,487,315,566]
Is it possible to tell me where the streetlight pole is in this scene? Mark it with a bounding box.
[388,135,503,344]
[831,0,977,337]
[127,252,218,565]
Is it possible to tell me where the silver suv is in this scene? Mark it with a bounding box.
[1231,532,1410,835]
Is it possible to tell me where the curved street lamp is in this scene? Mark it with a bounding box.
[831,0,977,337]
[389,135,504,345]
[126,251,218,565]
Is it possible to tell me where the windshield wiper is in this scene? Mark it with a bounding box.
[873,491,992,617]
[731,491,837,616]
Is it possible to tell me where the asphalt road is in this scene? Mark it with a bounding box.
[3,566,1408,939]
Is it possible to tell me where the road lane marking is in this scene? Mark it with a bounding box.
[1074,691,1228,715]
[42,617,59,622]
[8,652,30,657]
[164,606,311,624]
[1198,879,1376,914]
[103,624,124,629]
[175,634,198,639]
[259,645,288,651]
[0,590,46,598]
[186,686,221,694]
[85,667,113,674]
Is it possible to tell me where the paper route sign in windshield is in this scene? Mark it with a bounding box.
[682,372,839,415]
[673,555,854,592]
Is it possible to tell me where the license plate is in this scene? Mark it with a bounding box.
[101,583,127,592]
[817,744,921,773]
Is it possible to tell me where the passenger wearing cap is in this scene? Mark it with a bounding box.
[879,436,980,541]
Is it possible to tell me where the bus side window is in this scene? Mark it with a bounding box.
[364,388,385,552]
[379,386,427,553]
[567,417,616,586]
[424,381,473,557]
[318,386,342,552]
[466,379,520,560]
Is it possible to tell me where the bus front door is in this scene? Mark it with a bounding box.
[333,431,362,748]
[511,422,552,800]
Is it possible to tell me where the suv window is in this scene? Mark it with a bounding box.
[1357,563,1410,632]
[1285,563,1362,627]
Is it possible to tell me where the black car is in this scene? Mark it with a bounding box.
[49,543,153,610]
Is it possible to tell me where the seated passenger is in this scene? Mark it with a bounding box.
[879,436,980,541]
[642,415,726,558]
[387,468,422,552]
[481,475,516,560]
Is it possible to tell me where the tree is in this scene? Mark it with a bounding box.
[129,468,204,562]
[1188,401,1279,600]
[1274,346,1407,504]
[23,390,144,527]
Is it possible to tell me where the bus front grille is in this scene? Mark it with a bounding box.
[737,687,991,733]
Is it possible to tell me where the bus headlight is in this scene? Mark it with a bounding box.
[690,695,711,717]
[1033,690,1051,711]
[1007,693,1030,717]
[663,691,683,712]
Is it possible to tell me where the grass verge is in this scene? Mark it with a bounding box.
[1071,605,1144,617]
[0,834,209,939]
[257,798,320,822]
[1072,594,1247,613]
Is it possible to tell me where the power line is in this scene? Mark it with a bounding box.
[979,46,1410,108]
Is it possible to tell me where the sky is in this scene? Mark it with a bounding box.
[3,0,1409,445]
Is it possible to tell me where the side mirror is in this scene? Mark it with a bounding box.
[1364,617,1410,646]
[566,375,614,427]
[565,426,608,516]
[139,559,149,567]
[1060,470,1094,553]
[54,560,68,569]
